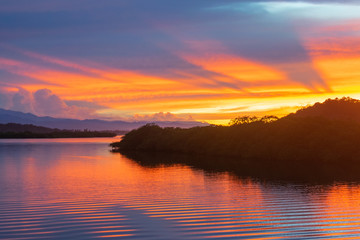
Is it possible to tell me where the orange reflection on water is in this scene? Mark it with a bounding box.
[323,184,360,215]
[4,139,360,239]
[0,137,122,144]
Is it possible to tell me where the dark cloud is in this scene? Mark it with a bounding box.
[1,0,352,90]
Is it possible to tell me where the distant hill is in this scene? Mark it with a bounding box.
[0,108,208,131]
[0,123,57,133]
[0,123,117,138]
[287,97,360,122]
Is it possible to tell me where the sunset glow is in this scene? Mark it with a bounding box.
[1,1,360,123]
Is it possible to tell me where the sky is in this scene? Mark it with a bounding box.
[1,0,360,124]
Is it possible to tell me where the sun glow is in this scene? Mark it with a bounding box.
[1,2,360,123]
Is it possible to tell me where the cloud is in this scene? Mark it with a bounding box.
[0,87,102,119]
[1,0,360,123]
[11,88,34,113]
[0,0,332,90]
[0,88,13,110]
[0,87,195,122]
[33,89,69,116]
[65,100,105,110]
[258,2,360,21]
[131,112,193,122]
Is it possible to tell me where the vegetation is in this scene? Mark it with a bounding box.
[288,97,360,122]
[0,123,117,138]
[111,97,360,180]
[229,115,279,125]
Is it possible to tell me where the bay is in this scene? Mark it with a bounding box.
[1,138,360,239]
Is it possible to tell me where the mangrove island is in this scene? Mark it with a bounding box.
[111,97,360,181]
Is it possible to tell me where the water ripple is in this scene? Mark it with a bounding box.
[1,139,360,239]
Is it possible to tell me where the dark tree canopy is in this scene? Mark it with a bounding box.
[111,97,360,180]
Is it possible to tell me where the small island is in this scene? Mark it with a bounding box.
[111,97,360,181]
[0,123,118,138]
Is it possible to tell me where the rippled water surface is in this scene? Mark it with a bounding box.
[1,138,360,239]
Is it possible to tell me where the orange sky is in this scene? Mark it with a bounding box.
[1,1,360,124]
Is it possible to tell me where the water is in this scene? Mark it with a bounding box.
[1,138,360,239]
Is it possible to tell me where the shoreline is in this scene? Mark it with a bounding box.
[111,115,360,182]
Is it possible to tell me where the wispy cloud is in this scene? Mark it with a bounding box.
[1,0,360,122]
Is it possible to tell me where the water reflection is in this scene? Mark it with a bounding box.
[1,138,360,239]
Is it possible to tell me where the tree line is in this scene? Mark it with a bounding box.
[0,123,117,138]
[111,97,360,180]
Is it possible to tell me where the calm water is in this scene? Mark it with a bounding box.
[1,138,360,239]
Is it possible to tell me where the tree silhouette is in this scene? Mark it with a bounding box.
[111,97,360,180]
